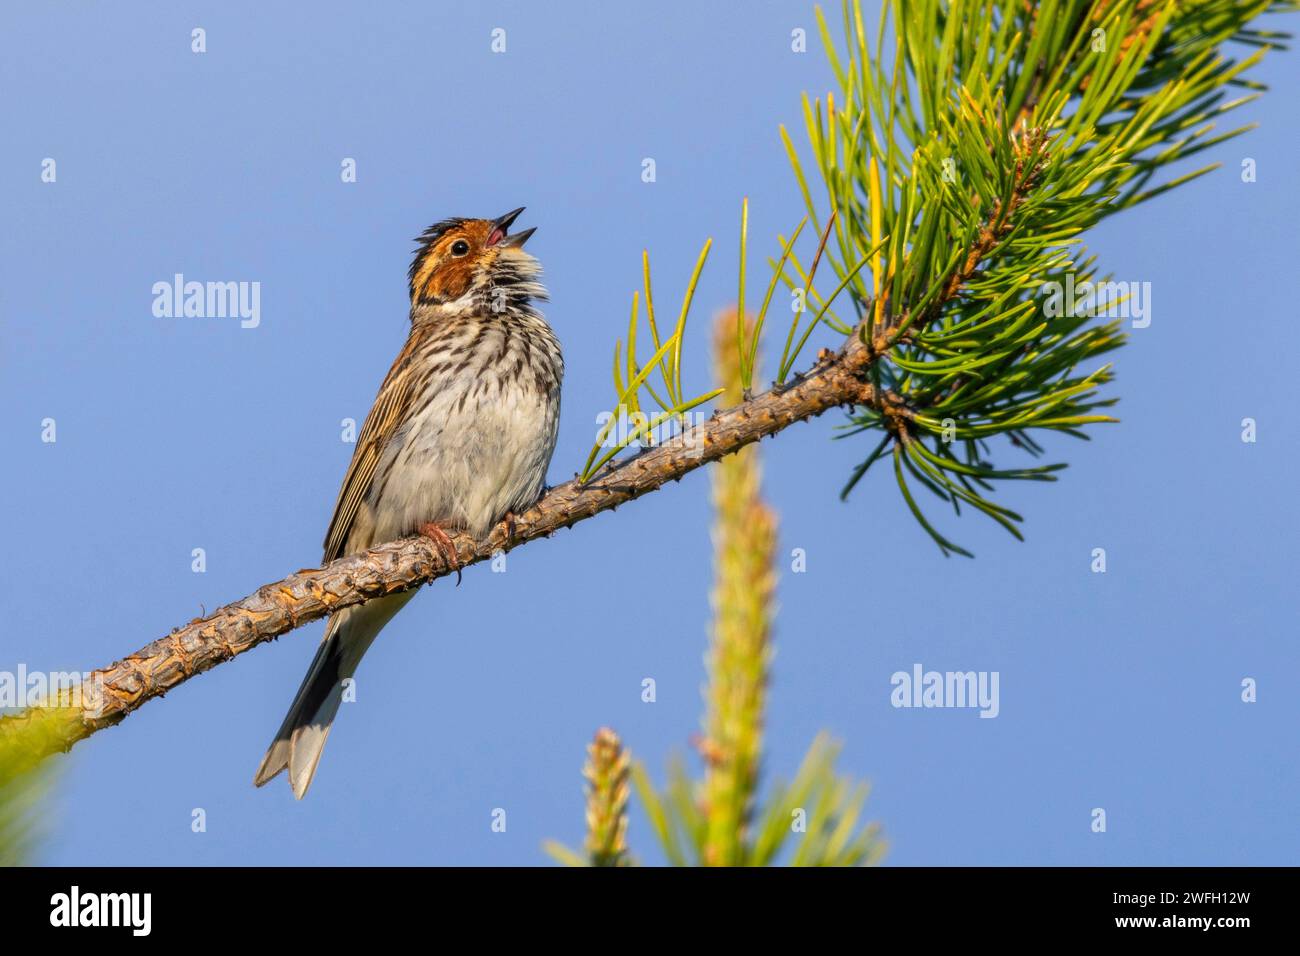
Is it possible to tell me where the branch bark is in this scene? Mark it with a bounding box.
[0,332,879,764]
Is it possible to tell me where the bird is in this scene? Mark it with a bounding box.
[254,207,563,798]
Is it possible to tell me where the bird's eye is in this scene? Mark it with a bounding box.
[451,239,470,257]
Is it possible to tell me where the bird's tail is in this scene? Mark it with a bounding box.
[253,590,414,798]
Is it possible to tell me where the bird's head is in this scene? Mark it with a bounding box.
[407,207,543,311]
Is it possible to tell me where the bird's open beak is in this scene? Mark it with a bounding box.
[488,207,535,248]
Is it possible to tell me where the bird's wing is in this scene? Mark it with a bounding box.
[322,342,417,563]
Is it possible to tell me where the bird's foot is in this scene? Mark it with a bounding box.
[499,510,518,544]
[418,522,462,586]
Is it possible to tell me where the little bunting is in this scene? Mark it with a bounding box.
[254,208,563,798]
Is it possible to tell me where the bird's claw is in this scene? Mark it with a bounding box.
[500,510,518,544]
[418,522,462,586]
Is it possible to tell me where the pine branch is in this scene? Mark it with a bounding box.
[582,728,633,867]
[0,335,880,765]
[791,0,1294,553]
[700,310,777,866]
[628,311,883,867]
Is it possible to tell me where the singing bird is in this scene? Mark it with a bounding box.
[254,208,563,798]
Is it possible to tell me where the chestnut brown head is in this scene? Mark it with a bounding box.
[407,207,538,307]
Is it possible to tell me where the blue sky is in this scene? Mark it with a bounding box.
[3,1,1297,866]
